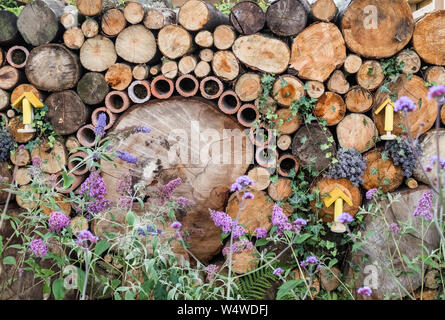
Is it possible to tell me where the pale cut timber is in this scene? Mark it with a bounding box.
[124,1,145,24]
[80,36,117,72]
[412,11,445,66]
[115,25,157,64]
[0,89,9,111]
[274,108,301,135]
[268,177,292,201]
[15,167,31,186]
[272,75,305,107]
[362,148,403,192]
[101,9,126,37]
[345,86,373,113]
[425,66,445,85]
[356,60,384,91]
[340,0,414,59]
[178,55,198,75]
[161,60,178,79]
[178,0,229,32]
[413,130,445,185]
[213,25,236,50]
[0,66,21,90]
[16,185,39,210]
[199,49,214,62]
[195,30,213,48]
[373,75,437,138]
[132,64,149,80]
[397,49,421,75]
[76,0,102,16]
[230,247,259,275]
[247,167,271,191]
[314,92,346,126]
[63,27,85,50]
[336,113,377,153]
[277,134,292,151]
[290,22,346,82]
[105,63,133,91]
[212,51,239,81]
[235,73,262,102]
[81,18,99,38]
[158,24,193,60]
[327,70,350,95]
[343,54,362,74]
[233,34,290,74]
[266,0,311,36]
[101,97,253,262]
[31,139,67,174]
[229,0,265,35]
[61,8,78,30]
[311,0,337,22]
[143,8,177,30]
[305,80,324,99]
[194,61,211,78]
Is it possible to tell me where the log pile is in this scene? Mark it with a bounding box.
[0,0,444,264]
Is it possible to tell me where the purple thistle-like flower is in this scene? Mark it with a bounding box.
[316,264,322,271]
[176,197,194,209]
[94,113,107,137]
[160,178,182,203]
[366,188,378,200]
[337,212,354,224]
[232,224,246,239]
[32,156,42,168]
[357,286,373,297]
[132,126,151,134]
[413,190,434,221]
[389,223,401,235]
[242,192,254,200]
[48,211,70,232]
[76,230,99,247]
[424,165,433,172]
[393,96,416,113]
[170,221,182,229]
[80,171,110,214]
[305,256,319,265]
[205,264,219,282]
[210,210,234,234]
[236,175,254,187]
[29,238,47,258]
[255,227,268,239]
[119,196,133,209]
[272,204,292,235]
[273,268,284,275]
[427,85,445,103]
[116,150,138,164]
[230,182,242,192]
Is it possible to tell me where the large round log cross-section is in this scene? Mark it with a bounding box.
[101,97,254,262]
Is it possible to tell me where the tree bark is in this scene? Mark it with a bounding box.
[101,8,126,37]
[345,86,373,113]
[212,50,239,81]
[272,75,305,107]
[413,10,445,66]
[266,0,311,36]
[336,113,377,153]
[0,10,18,44]
[178,0,229,31]
[80,35,117,72]
[76,0,102,16]
[115,25,157,64]
[314,92,346,126]
[356,60,384,91]
[213,25,236,50]
[235,73,262,102]
[105,63,133,91]
[158,24,193,59]
[327,70,350,95]
[229,1,265,35]
[77,72,110,105]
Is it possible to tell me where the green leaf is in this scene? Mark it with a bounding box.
[94,240,110,256]
[276,280,300,300]
[52,278,66,300]
[3,256,16,265]
[255,238,269,247]
[126,211,135,227]
[294,233,312,244]
[62,172,75,190]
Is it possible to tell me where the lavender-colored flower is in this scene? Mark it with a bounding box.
[357,286,373,297]
[32,156,42,168]
[413,190,434,221]
[132,126,151,134]
[273,268,284,275]
[427,85,445,103]
[337,212,354,224]
[139,225,162,236]
[230,182,242,192]
[76,230,99,247]
[205,264,219,282]
[305,256,319,265]
[30,238,47,258]
[424,165,433,172]
[176,197,194,209]
[236,175,254,187]
[429,155,445,170]
[389,223,400,235]
[255,227,267,239]
[119,196,132,209]
[48,211,70,232]
[116,150,138,164]
[160,177,182,203]
[271,204,292,235]
[94,113,107,137]
[242,192,254,200]
[79,171,110,214]
[316,264,322,271]
[210,210,234,233]
[393,96,416,112]
[366,188,378,200]
[232,224,246,239]
[222,239,253,256]
[170,221,182,229]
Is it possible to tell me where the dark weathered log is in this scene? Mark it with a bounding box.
[413,10,445,66]
[235,73,262,102]
[195,30,213,48]
[212,50,239,81]
[124,1,144,24]
[0,66,22,90]
[0,10,18,44]
[213,25,236,50]
[63,27,85,50]
[80,35,117,72]
[144,7,177,30]
[115,25,157,64]
[356,60,384,91]
[272,75,305,107]
[105,63,133,91]
[345,86,373,113]
[81,18,99,38]
[101,8,126,37]
[266,0,311,36]
[76,0,102,16]
[311,0,337,22]
[77,72,109,105]
[229,1,265,35]
[327,70,349,95]
[336,113,377,153]
[45,90,88,135]
[314,92,346,126]
[158,24,193,60]
[178,0,229,31]
[362,148,403,192]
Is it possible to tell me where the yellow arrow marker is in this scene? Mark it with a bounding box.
[12,92,44,133]
[323,187,353,233]
[375,97,396,141]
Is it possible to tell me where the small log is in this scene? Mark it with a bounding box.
[0,89,9,111]
[158,25,193,60]
[345,86,373,113]
[101,9,126,37]
[6,46,29,69]
[175,75,199,98]
[178,0,229,31]
[81,18,99,38]
[213,25,236,50]
[212,50,239,82]
[266,0,311,36]
[8,117,35,143]
[311,0,337,22]
[15,167,31,186]
[255,146,278,168]
[76,124,97,147]
[194,61,211,79]
[31,139,68,174]
[199,49,214,62]
[6,109,15,118]
[143,7,177,30]
[277,134,292,151]
[80,36,117,72]
[327,70,350,95]
[76,0,102,16]
[0,66,22,90]
[63,27,85,50]
[230,247,259,275]
[336,113,377,153]
[11,84,40,106]
[0,162,12,204]
[17,0,64,46]
[41,195,71,217]
[105,91,130,114]
[305,80,324,99]
[65,136,80,153]
[320,266,341,291]
[413,11,445,66]
[128,80,151,104]
[10,148,30,167]
[340,0,414,59]
[16,185,39,210]
[124,1,144,25]
[277,154,299,177]
[105,63,133,91]
[0,10,18,44]
[178,55,198,75]
[292,122,336,172]
[60,5,78,29]
[237,104,259,127]
[356,60,384,91]
[115,25,157,64]
[425,66,445,86]
[405,178,418,189]
[195,30,213,48]
[268,177,292,201]
[46,90,88,136]
[310,177,362,222]
[397,49,421,75]
[314,92,346,126]
[149,64,161,77]
[289,22,346,82]
[247,167,271,191]
[91,107,116,130]
[70,215,89,235]
[362,148,403,193]
[272,75,305,107]
[161,60,178,79]
[229,1,265,35]
[274,108,301,134]
[343,54,362,74]
[200,76,224,99]
[233,34,290,74]
[413,130,445,185]
[132,64,149,81]
[150,75,174,100]
[218,90,240,114]
[77,72,109,105]
[235,73,262,102]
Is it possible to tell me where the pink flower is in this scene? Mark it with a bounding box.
[48,211,70,232]
[30,239,47,258]
[357,286,373,297]
[255,227,267,238]
[366,188,378,200]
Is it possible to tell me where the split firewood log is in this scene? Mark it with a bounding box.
[101,8,126,37]
[195,30,213,48]
[336,113,377,153]
[274,108,301,135]
[305,81,324,99]
[80,36,117,72]
[60,5,79,30]
[199,48,214,62]
[266,0,311,36]
[158,24,193,60]
[77,72,110,105]
[272,75,305,107]
[229,0,265,35]
[311,0,337,22]
[345,86,373,113]
[178,0,229,31]
[8,117,35,143]
[413,10,445,66]
[268,177,292,201]
[15,167,31,186]
[115,25,157,64]
[314,92,346,126]
[161,60,178,79]
[10,147,30,167]
[194,61,211,78]
[76,0,102,16]
[356,60,384,91]
[178,55,198,75]
[0,66,22,90]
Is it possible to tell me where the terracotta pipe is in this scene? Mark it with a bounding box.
[249,123,273,147]
[6,46,29,69]
[255,146,278,168]
[218,90,240,115]
[77,124,97,148]
[199,76,224,99]
[0,113,8,127]
[68,151,90,176]
[150,75,174,99]
[175,74,199,97]
[128,80,151,104]
[91,107,116,130]
[105,91,130,114]
[277,154,300,177]
[237,104,259,127]
[55,172,86,194]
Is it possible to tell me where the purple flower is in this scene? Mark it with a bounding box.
[170,221,182,229]
[230,183,242,192]
[389,223,400,235]
[393,96,416,112]
[132,126,151,134]
[255,227,267,239]
[205,264,219,282]
[271,204,292,235]
[160,178,182,203]
[32,156,42,168]
[119,196,132,209]
[337,212,354,224]
[242,192,254,200]
[273,268,284,275]
[232,224,246,239]
[429,155,445,170]
[413,190,434,221]
[424,165,433,172]
[210,210,234,233]
[176,197,194,209]
[79,171,109,214]
[427,85,445,103]
[48,211,70,232]
[366,188,378,200]
[305,256,318,265]
[316,264,322,271]
[29,238,47,258]
[94,112,107,137]
[222,239,253,256]
[76,230,99,247]
[116,150,138,164]
[357,286,373,297]
[236,175,253,187]
[139,225,162,236]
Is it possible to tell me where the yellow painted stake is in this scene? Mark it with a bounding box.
[22,97,33,125]
[375,98,396,140]
[323,187,353,233]
[11,92,44,133]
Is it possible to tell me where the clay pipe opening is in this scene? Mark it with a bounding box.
[255,146,278,168]
[199,76,224,99]
[277,154,299,177]
[218,90,240,115]
[176,74,199,97]
[249,124,273,147]
[150,75,174,99]
[237,104,259,127]
[68,151,90,176]
[128,80,151,104]
[6,46,29,69]
[77,124,97,148]
[105,91,130,114]
[55,172,86,194]
[91,107,116,130]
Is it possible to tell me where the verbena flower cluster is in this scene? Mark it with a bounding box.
[255,227,267,238]
[389,223,400,235]
[273,268,284,275]
[76,230,99,247]
[366,188,378,200]
[272,205,306,235]
[210,210,246,239]
[205,264,219,283]
[427,85,445,104]
[160,177,182,204]
[230,175,253,192]
[48,211,70,232]
[176,197,194,209]
[222,239,253,256]
[357,286,373,297]
[327,148,367,186]
[337,212,354,224]
[385,137,421,177]
[393,96,416,112]
[79,171,110,214]
[413,190,434,221]
[138,225,162,236]
[0,128,14,162]
[29,238,47,258]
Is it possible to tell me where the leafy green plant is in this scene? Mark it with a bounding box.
[235,264,277,299]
